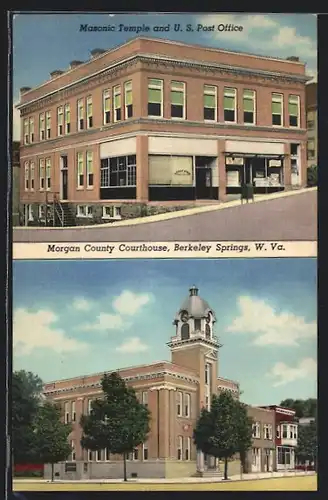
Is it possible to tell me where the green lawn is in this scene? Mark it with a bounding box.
[14,475,317,491]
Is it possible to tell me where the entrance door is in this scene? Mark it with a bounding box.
[244,158,253,184]
[61,156,68,200]
[196,167,212,199]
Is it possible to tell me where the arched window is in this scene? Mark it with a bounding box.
[205,324,211,339]
[181,323,190,340]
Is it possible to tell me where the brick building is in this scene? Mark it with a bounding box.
[17,37,310,226]
[42,285,291,480]
[306,82,317,169]
[12,141,21,226]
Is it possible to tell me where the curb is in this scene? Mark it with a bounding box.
[14,187,317,231]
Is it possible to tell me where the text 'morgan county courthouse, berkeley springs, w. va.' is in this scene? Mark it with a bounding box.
[42,286,299,480]
[17,37,310,226]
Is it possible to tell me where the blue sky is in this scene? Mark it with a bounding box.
[12,13,317,140]
[13,258,317,406]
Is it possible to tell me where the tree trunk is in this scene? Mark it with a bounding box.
[123,452,127,482]
[51,463,54,482]
[224,457,229,480]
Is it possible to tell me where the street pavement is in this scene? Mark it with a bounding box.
[13,190,317,242]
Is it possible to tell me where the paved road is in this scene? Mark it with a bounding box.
[13,190,317,242]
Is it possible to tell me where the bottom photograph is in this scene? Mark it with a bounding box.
[12,257,317,493]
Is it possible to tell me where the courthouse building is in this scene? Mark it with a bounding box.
[42,286,296,479]
[17,37,309,226]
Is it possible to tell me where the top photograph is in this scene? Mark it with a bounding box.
[11,12,317,242]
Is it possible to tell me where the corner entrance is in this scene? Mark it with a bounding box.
[195,156,216,200]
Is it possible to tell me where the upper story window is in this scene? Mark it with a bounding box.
[181,323,190,340]
[30,162,35,190]
[87,96,93,128]
[171,81,186,119]
[57,106,64,136]
[263,423,273,440]
[39,159,45,190]
[307,111,315,129]
[288,95,300,127]
[177,391,182,416]
[77,99,84,131]
[39,114,45,141]
[77,152,84,188]
[203,85,217,121]
[87,399,93,415]
[282,424,288,438]
[46,111,51,139]
[114,86,122,122]
[148,78,163,118]
[46,158,51,190]
[276,425,281,438]
[272,93,283,126]
[184,393,190,418]
[243,89,256,125]
[252,421,261,439]
[224,87,237,123]
[24,119,29,144]
[65,104,71,134]
[124,81,133,119]
[29,118,34,143]
[71,401,76,422]
[103,89,111,124]
[289,424,298,439]
[24,161,29,190]
[142,391,148,407]
[86,151,93,188]
[64,402,70,423]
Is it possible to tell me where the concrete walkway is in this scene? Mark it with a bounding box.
[14,470,315,484]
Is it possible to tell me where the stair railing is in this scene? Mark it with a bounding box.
[53,193,64,227]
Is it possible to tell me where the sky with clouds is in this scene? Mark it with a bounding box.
[12,13,317,140]
[13,258,317,406]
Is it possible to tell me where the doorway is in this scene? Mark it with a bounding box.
[195,156,215,199]
[61,156,68,200]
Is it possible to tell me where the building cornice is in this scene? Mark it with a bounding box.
[168,337,222,351]
[43,369,199,396]
[17,54,310,112]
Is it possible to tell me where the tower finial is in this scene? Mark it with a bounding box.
[189,285,199,296]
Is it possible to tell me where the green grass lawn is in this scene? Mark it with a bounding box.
[14,475,317,491]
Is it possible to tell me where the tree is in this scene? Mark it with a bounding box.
[12,370,43,464]
[296,420,317,470]
[80,373,151,481]
[193,391,253,480]
[307,165,317,187]
[32,402,72,481]
[280,398,317,419]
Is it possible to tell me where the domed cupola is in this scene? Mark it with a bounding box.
[170,286,219,347]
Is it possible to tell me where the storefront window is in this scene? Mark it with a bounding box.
[100,155,136,188]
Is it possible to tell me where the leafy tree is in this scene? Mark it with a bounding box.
[194,391,253,480]
[280,398,317,419]
[32,402,72,481]
[307,165,317,187]
[80,372,151,481]
[12,370,43,464]
[296,420,317,470]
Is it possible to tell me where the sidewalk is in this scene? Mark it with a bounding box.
[14,470,315,484]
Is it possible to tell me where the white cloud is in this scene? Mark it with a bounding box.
[116,336,149,354]
[113,290,151,316]
[13,308,88,356]
[266,358,317,387]
[72,297,92,311]
[227,296,317,346]
[80,312,125,332]
[197,14,316,74]
[12,104,20,141]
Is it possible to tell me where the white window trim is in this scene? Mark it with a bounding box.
[64,402,70,424]
[104,448,110,462]
[38,205,45,220]
[103,89,111,125]
[46,111,51,138]
[39,114,45,141]
[170,81,186,121]
[24,119,29,144]
[95,449,102,462]
[142,443,148,461]
[243,89,256,125]
[77,204,93,218]
[25,204,33,222]
[86,96,93,129]
[184,393,190,418]
[70,440,76,461]
[77,99,84,131]
[88,450,93,462]
[142,391,148,406]
[224,87,237,124]
[177,436,183,461]
[71,401,76,422]
[65,104,70,134]
[57,106,64,136]
[29,117,34,143]
[288,94,300,129]
[45,158,51,191]
[204,85,217,122]
[113,86,121,122]
[77,152,84,189]
[39,160,45,191]
[30,162,35,191]
[252,421,261,439]
[177,391,182,417]
[86,151,93,189]
[185,436,191,461]
[102,205,122,220]
[148,78,164,118]
[88,399,92,414]
[124,81,132,120]
[24,162,29,191]
[263,423,273,440]
[272,93,284,128]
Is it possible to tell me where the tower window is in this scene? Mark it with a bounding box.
[194,319,201,331]
[205,324,211,339]
[181,323,190,340]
